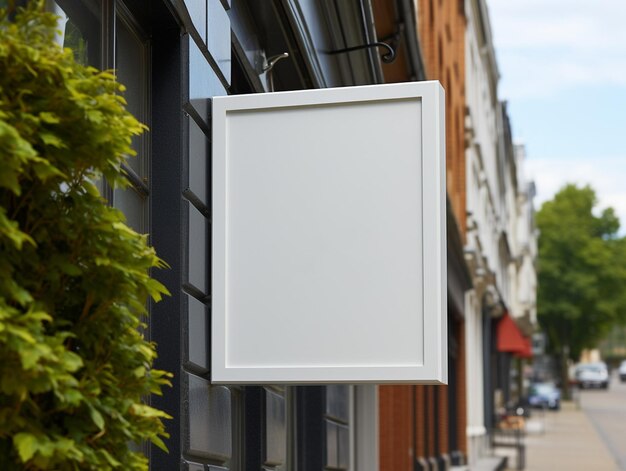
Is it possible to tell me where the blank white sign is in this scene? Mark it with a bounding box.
[212,81,446,384]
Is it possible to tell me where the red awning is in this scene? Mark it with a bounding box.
[516,336,533,359]
[497,313,527,354]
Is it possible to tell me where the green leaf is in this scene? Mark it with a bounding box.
[9,282,34,306]
[39,112,60,124]
[58,260,81,276]
[89,406,105,430]
[13,433,38,462]
[146,278,169,302]
[19,346,42,369]
[31,158,66,180]
[61,351,83,372]
[131,403,172,419]
[61,389,84,405]
[40,132,65,148]
[84,180,102,197]
[86,110,104,124]
[150,435,169,453]
[0,210,35,249]
[7,326,36,344]
[99,449,121,467]
[132,366,146,378]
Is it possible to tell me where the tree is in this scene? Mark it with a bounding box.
[0,3,170,469]
[537,184,626,392]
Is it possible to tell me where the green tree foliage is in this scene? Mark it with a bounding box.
[0,3,171,469]
[537,184,626,361]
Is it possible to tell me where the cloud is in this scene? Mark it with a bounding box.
[488,0,626,99]
[497,54,626,100]
[525,156,626,230]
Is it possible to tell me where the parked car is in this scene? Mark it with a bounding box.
[528,383,561,410]
[619,360,626,382]
[575,362,609,389]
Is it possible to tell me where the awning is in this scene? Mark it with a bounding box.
[516,336,533,359]
[497,313,528,355]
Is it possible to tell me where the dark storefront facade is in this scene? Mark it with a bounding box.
[44,0,470,470]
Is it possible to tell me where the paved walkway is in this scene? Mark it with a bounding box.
[508,401,619,470]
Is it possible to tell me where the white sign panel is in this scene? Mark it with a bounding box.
[212,81,446,384]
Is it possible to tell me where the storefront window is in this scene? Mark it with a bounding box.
[46,0,150,235]
[47,0,100,66]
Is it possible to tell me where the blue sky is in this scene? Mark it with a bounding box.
[488,0,626,229]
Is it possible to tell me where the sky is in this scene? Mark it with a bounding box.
[487,0,626,230]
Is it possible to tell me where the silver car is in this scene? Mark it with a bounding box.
[576,362,609,389]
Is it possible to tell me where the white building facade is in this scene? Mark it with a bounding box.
[463,0,538,467]
[464,0,500,463]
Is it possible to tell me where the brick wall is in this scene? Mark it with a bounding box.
[418,0,469,465]
[379,386,415,471]
[418,0,467,239]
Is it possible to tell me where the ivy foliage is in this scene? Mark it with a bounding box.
[0,3,171,469]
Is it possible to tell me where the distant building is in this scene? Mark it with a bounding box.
[464,0,537,468]
[464,0,501,465]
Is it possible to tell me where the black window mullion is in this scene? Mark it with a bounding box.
[120,163,149,197]
[101,0,115,69]
[101,0,116,203]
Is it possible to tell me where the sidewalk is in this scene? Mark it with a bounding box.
[507,401,618,470]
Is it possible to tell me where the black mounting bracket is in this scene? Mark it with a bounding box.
[329,41,396,64]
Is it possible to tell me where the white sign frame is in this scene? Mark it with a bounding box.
[212,81,446,384]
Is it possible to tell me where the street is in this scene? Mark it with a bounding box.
[580,374,626,470]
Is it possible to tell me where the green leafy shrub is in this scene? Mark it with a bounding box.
[0,3,171,469]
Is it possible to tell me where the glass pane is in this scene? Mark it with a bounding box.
[114,12,149,235]
[113,186,146,234]
[46,0,102,192]
[116,14,149,178]
[48,0,101,66]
